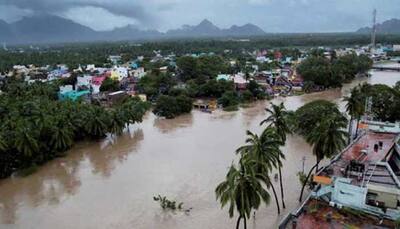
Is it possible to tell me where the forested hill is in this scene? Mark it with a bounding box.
[0,15,266,45]
[357,18,400,34]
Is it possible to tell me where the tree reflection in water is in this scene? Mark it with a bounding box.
[153,113,194,134]
[0,128,144,224]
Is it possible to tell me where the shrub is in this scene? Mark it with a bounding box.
[241,90,254,103]
[218,91,239,108]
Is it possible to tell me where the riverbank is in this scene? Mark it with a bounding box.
[0,66,399,229]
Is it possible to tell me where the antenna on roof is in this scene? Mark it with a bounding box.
[371,9,377,50]
[364,96,372,121]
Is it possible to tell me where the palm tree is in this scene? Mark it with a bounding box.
[236,129,283,214]
[0,135,7,152]
[49,121,74,151]
[260,102,291,208]
[216,161,271,229]
[84,107,110,138]
[14,125,40,158]
[260,102,291,142]
[343,87,364,142]
[109,109,127,136]
[298,114,348,202]
[123,98,149,124]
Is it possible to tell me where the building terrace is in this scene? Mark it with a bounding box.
[280,121,400,229]
[288,199,395,229]
[324,132,398,188]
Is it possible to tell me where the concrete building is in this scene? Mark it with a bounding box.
[280,120,400,228]
[111,67,129,81]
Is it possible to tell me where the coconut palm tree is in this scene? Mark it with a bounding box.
[84,106,110,138]
[343,86,364,141]
[14,125,40,158]
[298,114,347,202]
[0,134,7,152]
[109,109,127,136]
[216,160,271,229]
[120,98,149,125]
[260,102,291,208]
[260,102,291,142]
[49,121,74,151]
[236,129,283,214]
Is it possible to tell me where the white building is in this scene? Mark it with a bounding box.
[77,75,92,88]
[256,56,267,63]
[130,67,146,78]
[109,55,121,64]
[59,85,74,94]
[111,67,129,81]
[131,67,146,78]
[86,64,96,71]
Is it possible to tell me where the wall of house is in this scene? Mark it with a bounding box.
[77,75,92,87]
[332,179,366,208]
[367,190,398,208]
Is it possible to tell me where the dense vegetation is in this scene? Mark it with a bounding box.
[177,55,230,81]
[1,33,399,72]
[100,78,120,92]
[0,78,149,178]
[153,95,193,119]
[298,52,373,89]
[136,55,265,114]
[346,82,400,122]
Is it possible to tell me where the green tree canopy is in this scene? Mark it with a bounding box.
[153,95,192,119]
[100,78,120,92]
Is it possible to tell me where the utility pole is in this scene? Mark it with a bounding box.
[371,9,377,51]
[364,96,372,121]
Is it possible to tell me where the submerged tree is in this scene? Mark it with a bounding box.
[236,129,283,214]
[0,81,149,178]
[216,160,271,229]
[260,102,291,209]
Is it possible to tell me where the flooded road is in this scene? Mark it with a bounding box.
[1,65,400,229]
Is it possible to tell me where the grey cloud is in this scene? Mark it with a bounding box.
[1,0,399,32]
[156,2,177,12]
[0,0,154,25]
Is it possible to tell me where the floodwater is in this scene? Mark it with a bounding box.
[1,64,400,229]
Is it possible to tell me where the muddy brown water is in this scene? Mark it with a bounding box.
[1,66,400,229]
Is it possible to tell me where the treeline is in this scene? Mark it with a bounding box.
[298,52,373,89]
[0,78,149,178]
[1,33,399,72]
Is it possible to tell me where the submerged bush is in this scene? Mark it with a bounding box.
[153,195,183,210]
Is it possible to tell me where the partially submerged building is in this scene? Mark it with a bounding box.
[280,120,400,228]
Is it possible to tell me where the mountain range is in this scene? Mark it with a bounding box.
[0,15,266,44]
[356,18,400,34]
[165,19,265,37]
[2,14,400,45]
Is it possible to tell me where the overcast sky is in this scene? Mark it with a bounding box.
[0,0,399,32]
